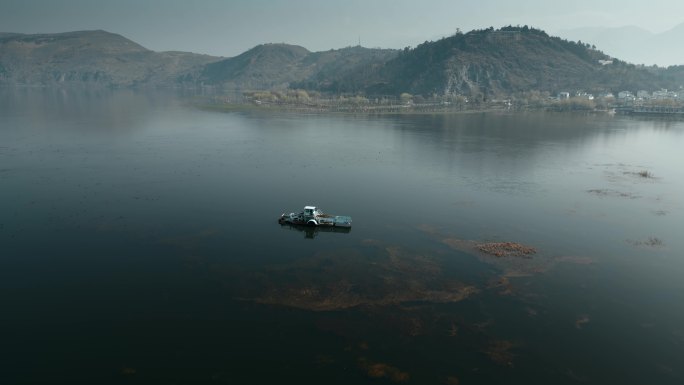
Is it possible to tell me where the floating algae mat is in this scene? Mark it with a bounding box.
[242,242,479,311]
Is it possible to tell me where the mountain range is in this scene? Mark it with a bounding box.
[0,30,219,87]
[184,43,397,91]
[2,28,683,96]
[557,23,684,67]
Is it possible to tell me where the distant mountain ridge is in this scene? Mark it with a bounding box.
[0,30,220,86]
[1,28,683,96]
[182,43,398,90]
[558,23,684,66]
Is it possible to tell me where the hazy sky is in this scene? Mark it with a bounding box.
[2,0,683,57]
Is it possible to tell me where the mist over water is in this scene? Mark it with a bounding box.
[1,88,683,384]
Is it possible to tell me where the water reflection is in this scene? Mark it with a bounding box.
[0,87,178,133]
[1,89,684,384]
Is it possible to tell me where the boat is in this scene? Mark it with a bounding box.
[278,205,352,228]
[279,221,351,239]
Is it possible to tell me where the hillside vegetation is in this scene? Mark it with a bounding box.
[179,25,684,96]
[1,27,683,97]
[186,44,397,91]
[0,30,220,87]
[339,26,682,97]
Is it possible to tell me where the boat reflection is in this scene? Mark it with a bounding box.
[279,222,352,239]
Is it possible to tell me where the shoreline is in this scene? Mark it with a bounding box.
[195,101,617,117]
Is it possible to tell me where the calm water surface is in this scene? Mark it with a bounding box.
[1,88,683,384]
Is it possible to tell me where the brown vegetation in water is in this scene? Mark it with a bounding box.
[627,237,664,248]
[251,244,478,311]
[587,189,640,199]
[359,359,410,382]
[575,315,591,329]
[487,276,515,295]
[624,170,654,179]
[420,226,595,280]
[482,340,516,367]
[440,236,547,277]
[476,242,537,258]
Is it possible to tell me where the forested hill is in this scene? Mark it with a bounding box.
[184,43,398,91]
[330,26,682,97]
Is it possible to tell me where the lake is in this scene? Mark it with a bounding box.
[1,88,683,384]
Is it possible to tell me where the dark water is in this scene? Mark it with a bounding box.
[2,88,683,384]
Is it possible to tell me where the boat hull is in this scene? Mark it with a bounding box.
[278,213,351,228]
